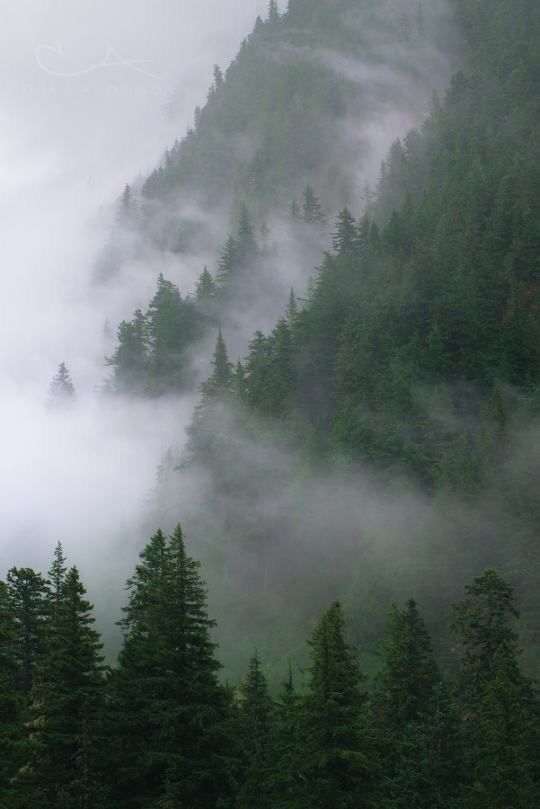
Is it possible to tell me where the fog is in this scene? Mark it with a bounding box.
[0,0,268,583]
[0,0,465,652]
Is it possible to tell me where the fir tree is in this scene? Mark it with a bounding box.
[19,565,106,808]
[287,288,298,321]
[111,526,236,809]
[452,570,539,807]
[332,208,358,254]
[49,362,75,401]
[375,600,462,807]
[303,601,378,808]
[0,581,23,804]
[202,330,234,400]
[268,0,280,25]
[6,568,48,696]
[236,652,275,808]
[106,309,149,394]
[195,266,217,305]
[216,235,238,289]
[236,202,257,266]
[302,185,324,224]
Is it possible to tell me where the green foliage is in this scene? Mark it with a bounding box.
[110,525,236,808]
[302,601,377,808]
[107,274,206,396]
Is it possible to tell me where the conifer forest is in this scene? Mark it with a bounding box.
[1,0,539,806]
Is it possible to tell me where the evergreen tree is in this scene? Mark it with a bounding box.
[303,601,378,808]
[287,288,298,321]
[236,652,275,808]
[6,568,48,696]
[18,565,106,808]
[195,267,217,306]
[302,185,324,224]
[213,64,224,90]
[49,363,75,401]
[106,309,149,394]
[236,202,257,266]
[268,666,306,808]
[375,600,462,808]
[0,581,22,804]
[268,0,280,25]
[332,208,358,254]
[452,570,539,807]
[375,599,441,729]
[111,526,236,809]
[202,330,234,399]
[216,236,238,289]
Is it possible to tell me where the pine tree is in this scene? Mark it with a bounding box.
[216,235,238,289]
[106,309,149,394]
[268,665,306,808]
[236,652,275,808]
[6,567,48,696]
[287,289,298,321]
[375,599,441,729]
[303,601,377,808]
[332,208,358,254]
[236,202,257,266]
[213,64,224,90]
[195,267,217,306]
[302,185,324,224]
[19,565,107,808]
[375,600,462,808]
[201,330,234,399]
[49,362,75,401]
[111,526,236,809]
[452,570,539,807]
[268,0,280,25]
[0,581,23,804]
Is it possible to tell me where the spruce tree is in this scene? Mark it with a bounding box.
[19,565,107,808]
[375,600,462,808]
[106,310,149,394]
[236,202,257,266]
[0,581,22,804]
[332,208,358,254]
[195,267,217,306]
[111,526,236,809]
[216,236,238,289]
[268,666,306,808]
[303,600,378,808]
[302,185,324,224]
[202,330,234,399]
[49,362,75,401]
[6,567,48,696]
[452,570,539,807]
[236,653,275,808]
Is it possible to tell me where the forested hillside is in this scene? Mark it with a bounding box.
[119,0,540,685]
[3,0,538,804]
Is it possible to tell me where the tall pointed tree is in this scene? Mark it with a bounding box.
[19,565,107,808]
[236,652,275,808]
[374,600,462,808]
[0,581,23,804]
[452,569,539,807]
[49,363,75,401]
[111,526,236,809]
[303,600,378,808]
[302,185,324,224]
[332,208,358,254]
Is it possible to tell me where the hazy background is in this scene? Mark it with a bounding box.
[0,0,268,582]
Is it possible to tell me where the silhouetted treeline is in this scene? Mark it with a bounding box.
[1,532,538,807]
